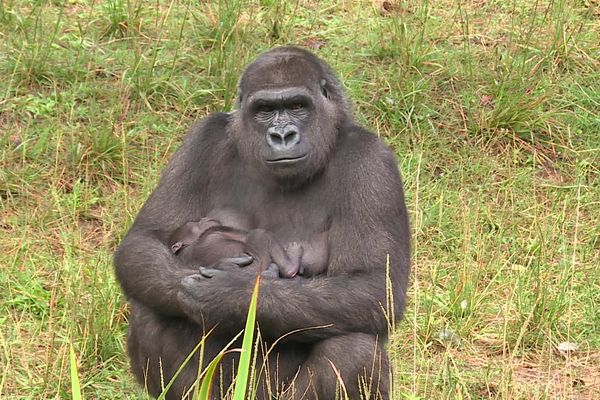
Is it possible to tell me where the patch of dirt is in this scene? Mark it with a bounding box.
[537,159,572,185]
[512,353,600,399]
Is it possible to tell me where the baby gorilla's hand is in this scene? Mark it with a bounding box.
[284,242,304,276]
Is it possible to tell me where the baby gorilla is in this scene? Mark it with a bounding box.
[169,211,328,279]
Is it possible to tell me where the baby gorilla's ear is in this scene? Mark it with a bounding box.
[171,242,184,254]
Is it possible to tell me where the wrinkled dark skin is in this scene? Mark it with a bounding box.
[168,209,329,279]
[114,46,410,400]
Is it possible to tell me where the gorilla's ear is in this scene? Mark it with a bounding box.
[320,79,331,100]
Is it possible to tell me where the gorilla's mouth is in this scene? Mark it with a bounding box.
[266,154,308,165]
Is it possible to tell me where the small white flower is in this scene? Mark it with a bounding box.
[557,342,578,356]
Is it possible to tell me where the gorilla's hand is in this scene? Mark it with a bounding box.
[177,264,259,328]
[198,256,279,279]
[198,255,253,278]
[176,273,209,325]
[216,254,254,269]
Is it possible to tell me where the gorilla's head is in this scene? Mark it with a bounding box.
[231,47,351,184]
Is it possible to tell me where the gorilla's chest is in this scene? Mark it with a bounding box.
[254,193,329,235]
[210,174,331,242]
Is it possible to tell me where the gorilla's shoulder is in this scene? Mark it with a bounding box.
[186,112,232,142]
[338,124,397,167]
[335,125,402,201]
[176,112,236,160]
[167,112,235,171]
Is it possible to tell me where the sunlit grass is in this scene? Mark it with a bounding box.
[1,0,598,398]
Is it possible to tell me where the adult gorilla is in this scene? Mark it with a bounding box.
[114,46,410,400]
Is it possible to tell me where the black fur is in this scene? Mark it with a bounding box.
[168,211,326,279]
[114,46,410,400]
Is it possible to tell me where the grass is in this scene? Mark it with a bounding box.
[1,0,599,398]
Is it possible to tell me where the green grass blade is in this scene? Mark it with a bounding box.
[158,334,210,400]
[232,275,261,400]
[197,351,227,400]
[156,328,243,400]
[69,343,82,400]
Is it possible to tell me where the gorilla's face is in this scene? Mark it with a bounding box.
[234,50,343,183]
[247,86,314,169]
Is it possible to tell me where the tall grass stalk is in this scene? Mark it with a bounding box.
[69,343,82,400]
[232,273,261,400]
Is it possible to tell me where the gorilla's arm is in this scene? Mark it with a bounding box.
[178,142,410,341]
[114,114,230,317]
[179,268,400,342]
[114,231,196,316]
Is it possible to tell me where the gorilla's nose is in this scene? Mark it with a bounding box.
[267,126,300,150]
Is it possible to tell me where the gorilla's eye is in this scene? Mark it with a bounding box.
[289,103,304,111]
[257,105,275,114]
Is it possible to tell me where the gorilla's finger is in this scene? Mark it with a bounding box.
[180,274,204,289]
[182,273,203,284]
[199,267,228,278]
[225,253,254,267]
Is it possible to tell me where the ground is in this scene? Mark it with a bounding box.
[0,0,599,399]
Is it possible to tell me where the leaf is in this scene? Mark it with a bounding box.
[197,352,228,400]
[158,334,211,400]
[194,333,243,400]
[69,343,82,400]
[232,274,261,400]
